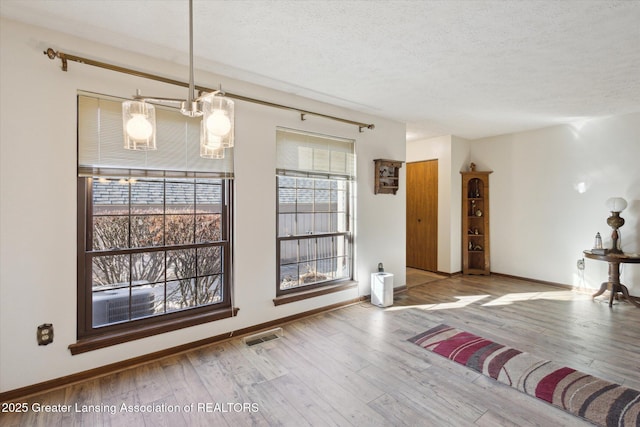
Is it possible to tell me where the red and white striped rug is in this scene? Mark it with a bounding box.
[409,324,640,427]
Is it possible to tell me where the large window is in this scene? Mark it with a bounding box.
[75,93,234,353]
[79,177,230,328]
[276,128,355,296]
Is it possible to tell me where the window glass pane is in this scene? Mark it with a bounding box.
[279,189,296,213]
[197,246,222,276]
[315,180,330,189]
[131,252,165,284]
[300,261,329,285]
[276,233,351,289]
[129,285,157,320]
[196,214,221,243]
[166,279,196,311]
[336,212,348,232]
[278,176,296,188]
[92,179,128,215]
[328,213,338,233]
[316,258,337,280]
[335,235,349,257]
[131,215,164,247]
[166,181,194,214]
[330,190,339,210]
[131,180,164,214]
[317,236,334,260]
[166,214,195,245]
[298,178,314,188]
[280,264,299,290]
[196,182,221,214]
[197,275,224,305]
[297,189,314,212]
[296,213,313,234]
[313,213,330,233]
[278,213,295,237]
[92,255,130,289]
[315,189,330,211]
[150,283,165,314]
[280,240,297,264]
[299,238,316,262]
[167,248,196,280]
[336,256,350,278]
[93,216,129,250]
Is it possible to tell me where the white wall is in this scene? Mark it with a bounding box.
[450,136,471,273]
[470,114,640,293]
[0,18,406,392]
[406,118,639,290]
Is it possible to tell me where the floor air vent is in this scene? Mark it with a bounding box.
[243,327,283,347]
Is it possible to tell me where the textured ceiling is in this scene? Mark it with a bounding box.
[2,0,639,141]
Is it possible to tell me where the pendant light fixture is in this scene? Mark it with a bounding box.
[123,98,156,150]
[200,93,234,159]
[122,0,234,158]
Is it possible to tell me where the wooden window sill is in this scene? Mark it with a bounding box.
[69,306,239,355]
[273,281,358,306]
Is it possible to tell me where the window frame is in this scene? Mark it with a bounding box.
[74,176,234,354]
[275,172,354,298]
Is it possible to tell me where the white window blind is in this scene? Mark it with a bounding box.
[276,127,355,179]
[78,93,234,178]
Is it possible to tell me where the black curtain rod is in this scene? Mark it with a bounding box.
[44,48,375,132]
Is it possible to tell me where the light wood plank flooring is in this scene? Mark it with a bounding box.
[406,267,448,288]
[3,275,640,426]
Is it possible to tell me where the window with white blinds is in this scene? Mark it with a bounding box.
[276,127,355,179]
[78,93,234,178]
[74,92,235,352]
[275,128,355,297]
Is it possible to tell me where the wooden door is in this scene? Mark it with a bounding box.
[406,160,438,271]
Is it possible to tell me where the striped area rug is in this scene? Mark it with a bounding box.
[409,324,640,427]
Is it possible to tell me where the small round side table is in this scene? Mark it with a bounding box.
[583,250,640,308]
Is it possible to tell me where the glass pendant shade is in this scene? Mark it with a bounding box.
[605,197,627,213]
[201,94,234,149]
[199,119,225,159]
[122,100,156,150]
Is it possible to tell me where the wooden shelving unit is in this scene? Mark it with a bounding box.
[461,171,492,275]
[374,159,403,195]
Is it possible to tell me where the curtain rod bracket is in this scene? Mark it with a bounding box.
[44,48,67,71]
[300,113,306,121]
[359,124,375,133]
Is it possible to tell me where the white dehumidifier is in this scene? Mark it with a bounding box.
[371,272,394,307]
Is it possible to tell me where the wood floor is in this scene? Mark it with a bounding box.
[406,267,448,288]
[4,274,640,426]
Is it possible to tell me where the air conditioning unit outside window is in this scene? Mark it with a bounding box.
[93,286,155,327]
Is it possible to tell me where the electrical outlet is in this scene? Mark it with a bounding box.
[577,258,585,270]
[37,323,54,345]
